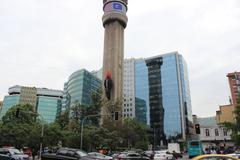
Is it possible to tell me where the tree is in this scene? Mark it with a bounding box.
[222,94,240,145]
[120,118,149,150]
[82,125,120,151]
[89,89,103,125]
[0,104,39,148]
[55,110,70,130]
[1,104,37,125]
[43,123,62,147]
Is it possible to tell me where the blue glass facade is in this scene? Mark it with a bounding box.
[134,52,192,139]
[135,97,147,124]
[37,96,62,123]
[135,59,149,124]
[63,69,102,109]
[0,95,20,118]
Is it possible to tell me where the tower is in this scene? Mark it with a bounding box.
[101,0,128,124]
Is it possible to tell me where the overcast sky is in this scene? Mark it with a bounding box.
[0,0,239,117]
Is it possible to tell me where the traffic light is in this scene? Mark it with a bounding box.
[16,108,20,118]
[114,112,118,120]
[195,124,200,134]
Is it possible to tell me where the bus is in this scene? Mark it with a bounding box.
[188,140,203,158]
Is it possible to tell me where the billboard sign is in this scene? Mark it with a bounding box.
[104,2,127,13]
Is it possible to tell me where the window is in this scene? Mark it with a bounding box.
[223,129,227,136]
[215,129,219,136]
[205,129,210,137]
[58,149,68,156]
[67,151,75,157]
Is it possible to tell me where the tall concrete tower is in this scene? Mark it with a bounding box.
[101,0,128,124]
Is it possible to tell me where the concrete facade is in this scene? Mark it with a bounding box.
[194,116,233,150]
[19,86,37,110]
[101,0,128,124]
[216,104,235,123]
[227,72,240,106]
[123,59,135,118]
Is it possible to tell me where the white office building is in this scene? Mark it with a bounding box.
[123,58,135,118]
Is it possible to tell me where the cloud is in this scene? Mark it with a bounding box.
[0,0,239,117]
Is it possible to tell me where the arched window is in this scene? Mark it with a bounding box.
[205,129,210,136]
[215,129,219,136]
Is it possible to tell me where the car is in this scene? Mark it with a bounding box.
[41,147,92,160]
[191,154,239,160]
[0,147,29,160]
[154,153,173,160]
[115,151,150,160]
[153,150,174,160]
[88,152,113,160]
[228,153,240,159]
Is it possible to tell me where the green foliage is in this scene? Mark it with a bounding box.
[0,104,62,149]
[2,104,37,125]
[43,123,62,147]
[0,104,40,148]
[0,92,149,151]
[55,110,69,130]
[120,118,149,150]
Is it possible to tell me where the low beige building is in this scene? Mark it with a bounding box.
[216,104,235,123]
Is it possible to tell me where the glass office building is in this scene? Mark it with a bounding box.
[0,95,20,119]
[37,96,62,123]
[135,97,147,124]
[134,52,193,140]
[62,69,102,110]
[0,85,63,123]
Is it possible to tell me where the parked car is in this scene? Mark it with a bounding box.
[153,150,173,160]
[41,147,92,160]
[88,152,113,160]
[191,154,239,160]
[115,151,150,160]
[0,147,29,160]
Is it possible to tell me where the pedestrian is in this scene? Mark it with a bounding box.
[32,148,37,160]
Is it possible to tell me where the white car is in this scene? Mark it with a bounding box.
[0,148,29,160]
[88,152,113,160]
[154,152,173,160]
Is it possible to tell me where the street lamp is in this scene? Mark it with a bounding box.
[38,114,44,160]
[80,114,100,150]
